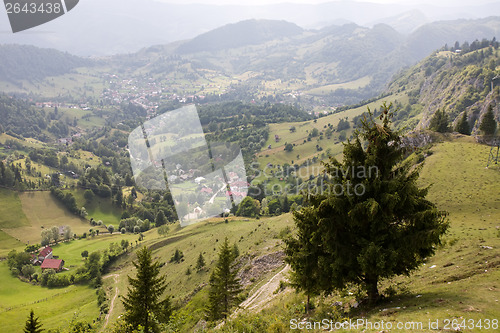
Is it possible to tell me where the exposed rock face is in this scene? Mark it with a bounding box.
[237,251,285,288]
[402,131,435,149]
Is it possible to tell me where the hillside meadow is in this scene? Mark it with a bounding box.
[0,137,498,332]
[0,233,137,332]
[215,138,500,332]
[255,93,410,183]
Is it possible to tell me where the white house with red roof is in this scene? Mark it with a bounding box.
[38,246,53,261]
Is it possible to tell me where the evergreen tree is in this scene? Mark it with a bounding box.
[454,111,470,135]
[232,243,239,258]
[207,238,242,321]
[24,309,43,333]
[285,103,449,304]
[480,105,497,136]
[281,195,290,213]
[115,188,123,207]
[169,249,184,263]
[284,204,323,312]
[429,109,450,133]
[196,253,206,271]
[155,210,166,227]
[122,246,170,332]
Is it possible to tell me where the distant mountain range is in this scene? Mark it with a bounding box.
[177,20,303,54]
[1,0,500,56]
[134,17,500,103]
[1,17,499,105]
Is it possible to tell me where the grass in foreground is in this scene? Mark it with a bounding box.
[219,138,500,332]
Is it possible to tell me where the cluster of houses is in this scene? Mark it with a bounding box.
[168,167,204,183]
[195,171,249,199]
[31,246,65,272]
[101,73,212,118]
[225,172,249,198]
[182,170,250,220]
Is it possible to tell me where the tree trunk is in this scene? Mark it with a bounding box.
[366,276,379,304]
[306,294,310,313]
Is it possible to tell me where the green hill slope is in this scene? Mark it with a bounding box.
[92,137,498,332]
[218,137,500,332]
[0,44,92,83]
[0,136,498,332]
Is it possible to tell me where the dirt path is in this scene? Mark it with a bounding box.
[215,265,290,329]
[239,264,290,312]
[101,274,119,332]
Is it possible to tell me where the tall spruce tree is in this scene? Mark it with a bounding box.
[284,204,323,313]
[429,109,450,133]
[122,246,171,332]
[207,237,242,321]
[24,309,43,333]
[285,103,449,304]
[155,210,166,227]
[196,252,206,271]
[480,105,497,136]
[455,111,470,135]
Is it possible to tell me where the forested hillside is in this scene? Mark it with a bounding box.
[0,45,92,83]
[0,94,49,140]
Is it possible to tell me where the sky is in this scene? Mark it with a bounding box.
[155,0,497,6]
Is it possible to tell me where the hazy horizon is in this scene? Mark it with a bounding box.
[1,0,500,56]
[154,0,498,6]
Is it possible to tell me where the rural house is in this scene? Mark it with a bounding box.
[41,258,65,272]
[38,246,53,261]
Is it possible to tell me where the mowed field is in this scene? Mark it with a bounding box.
[0,189,33,255]
[0,190,92,253]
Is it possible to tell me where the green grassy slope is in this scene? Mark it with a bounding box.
[0,188,31,229]
[1,137,498,332]
[102,214,294,331]
[72,189,123,226]
[0,262,99,333]
[0,189,31,256]
[256,93,409,179]
[0,230,24,255]
[222,137,500,332]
